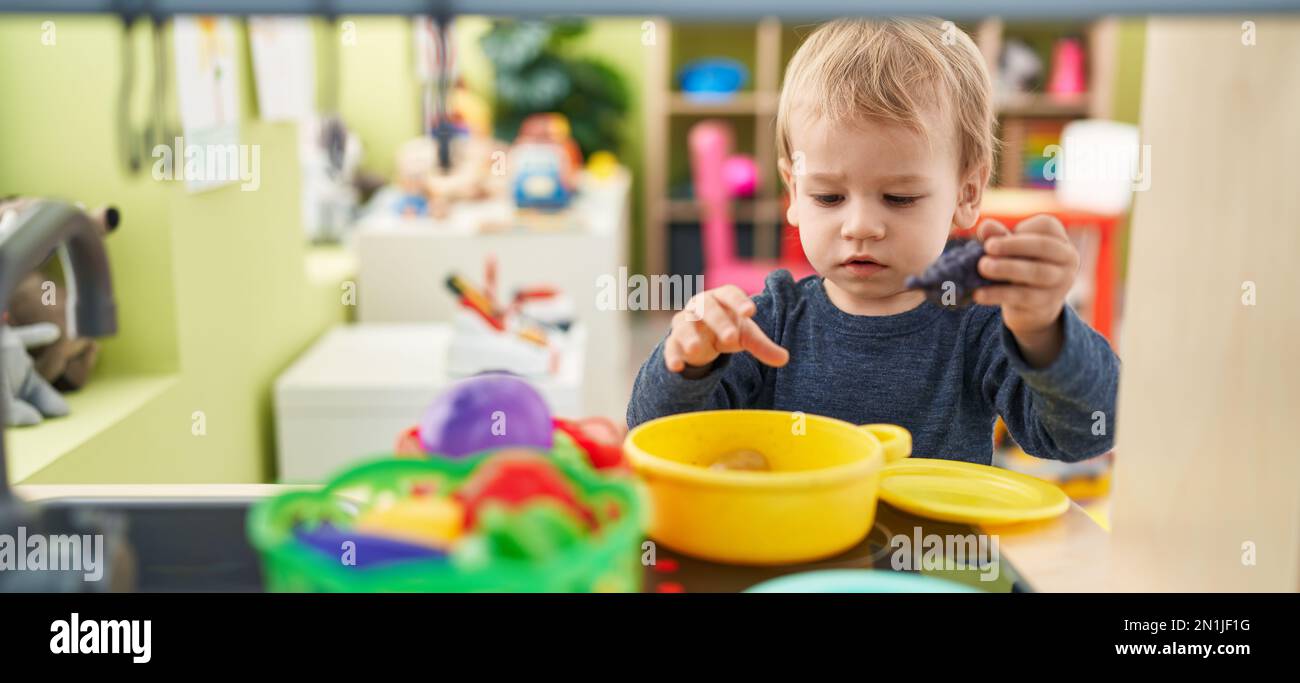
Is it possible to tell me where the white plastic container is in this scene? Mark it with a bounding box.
[274,323,584,483]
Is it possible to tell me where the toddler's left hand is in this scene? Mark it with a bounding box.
[972,215,1079,363]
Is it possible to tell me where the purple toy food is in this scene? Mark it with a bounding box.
[294,523,447,568]
[904,239,1002,308]
[418,374,554,457]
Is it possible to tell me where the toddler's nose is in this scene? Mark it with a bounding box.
[840,208,886,241]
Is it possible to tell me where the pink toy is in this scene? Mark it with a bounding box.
[722,154,758,198]
[1047,37,1086,97]
[690,120,815,294]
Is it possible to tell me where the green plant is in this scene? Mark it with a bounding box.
[479,19,629,157]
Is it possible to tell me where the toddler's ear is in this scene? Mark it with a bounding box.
[953,162,990,231]
[778,158,799,227]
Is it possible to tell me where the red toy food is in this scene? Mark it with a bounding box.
[453,450,597,529]
[553,417,627,471]
[394,426,424,457]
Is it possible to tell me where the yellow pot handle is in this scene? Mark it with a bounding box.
[860,424,912,462]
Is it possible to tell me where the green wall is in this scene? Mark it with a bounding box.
[1110,18,1147,284]
[0,15,349,484]
[1111,19,1147,126]
[0,17,182,378]
[335,16,421,179]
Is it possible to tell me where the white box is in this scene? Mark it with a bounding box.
[274,322,584,483]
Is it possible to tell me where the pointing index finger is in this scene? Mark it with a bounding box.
[739,318,789,368]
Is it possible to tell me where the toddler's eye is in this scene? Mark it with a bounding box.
[884,194,921,207]
[812,194,844,207]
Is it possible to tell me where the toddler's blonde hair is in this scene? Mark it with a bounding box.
[777,18,996,177]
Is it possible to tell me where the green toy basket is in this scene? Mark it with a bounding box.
[247,433,646,592]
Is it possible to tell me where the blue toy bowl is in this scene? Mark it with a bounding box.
[678,59,749,102]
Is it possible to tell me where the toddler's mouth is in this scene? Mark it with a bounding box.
[841,255,886,278]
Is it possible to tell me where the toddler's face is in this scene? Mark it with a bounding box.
[781,105,986,315]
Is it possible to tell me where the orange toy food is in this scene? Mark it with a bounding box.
[708,449,771,472]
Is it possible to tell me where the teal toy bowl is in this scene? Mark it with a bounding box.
[745,569,982,593]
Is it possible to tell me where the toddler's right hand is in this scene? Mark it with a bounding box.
[663,285,790,375]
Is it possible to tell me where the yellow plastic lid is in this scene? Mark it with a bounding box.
[879,458,1070,525]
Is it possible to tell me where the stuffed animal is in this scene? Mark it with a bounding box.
[301,115,363,243]
[510,114,583,213]
[515,113,583,192]
[393,134,508,220]
[998,39,1044,97]
[0,198,119,391]
[1,314,68,426]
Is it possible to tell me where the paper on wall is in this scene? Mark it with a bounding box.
[249,16,316,122]
[173,15,240,193]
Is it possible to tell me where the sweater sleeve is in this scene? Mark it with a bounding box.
[625,271,792,429]
[973,304,1120,462]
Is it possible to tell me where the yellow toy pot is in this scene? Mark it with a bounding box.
[624,410,910,565]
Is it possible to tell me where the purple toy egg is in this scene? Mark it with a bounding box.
[418,373,554,457]
[294,523,447,568]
